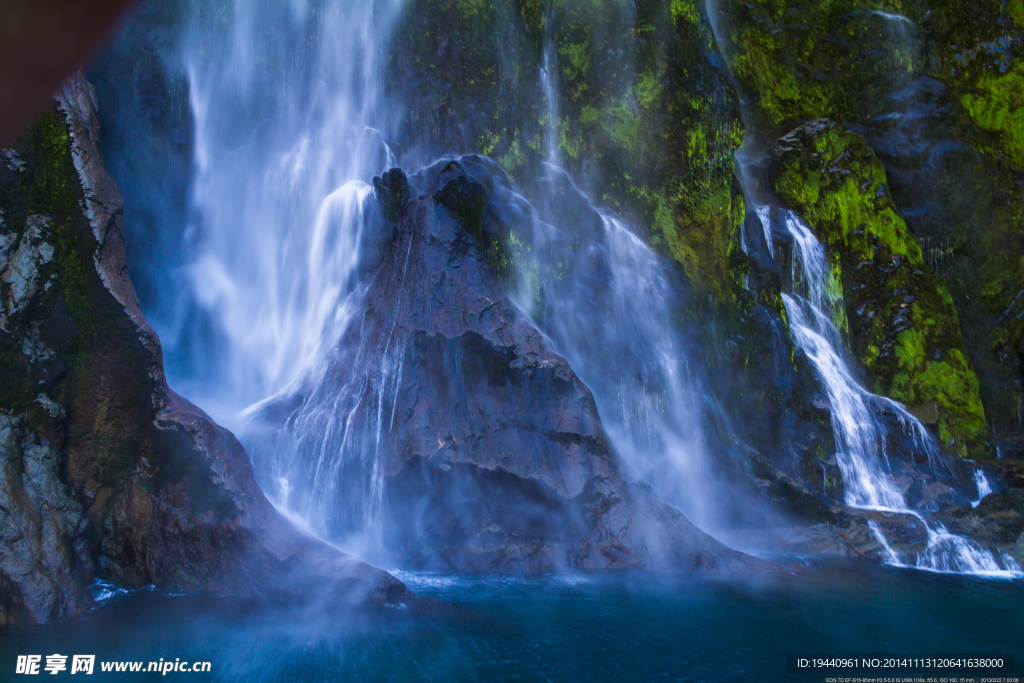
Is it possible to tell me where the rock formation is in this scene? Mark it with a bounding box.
[246,158,756,575]
[0,73,406,626]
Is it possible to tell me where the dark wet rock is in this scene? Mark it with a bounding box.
[992,460,1024,489]
[936,462,1024,564]
[372,167,411,222]
[0,413,89,623]
[0,74,408,625]
[247,158,757,575]
[432,167,487,239]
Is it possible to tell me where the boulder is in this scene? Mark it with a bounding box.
[247,159,757,574]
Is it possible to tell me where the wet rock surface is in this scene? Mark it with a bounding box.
[0,75,408,626]
[251,158,757,575]
[935,461,1024,565]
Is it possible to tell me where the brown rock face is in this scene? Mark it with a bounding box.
[0,73,406,626]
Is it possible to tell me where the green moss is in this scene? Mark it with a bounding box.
[719,0,922,132]
[824,258,849,338]
[476,131,500,156]
[959,63,1024,171]
[395,0,746,301]
[22,108,97,337]
[498,134,526,177]
[670,0,701,25]
[894,327,926,371]
[912,355,988,454]
[517,0,545,34]
[1010,0,1024,25]
[558,119,583,160]
[709,0,1021,449]
[774,122,922,263]
[558,41,591,98]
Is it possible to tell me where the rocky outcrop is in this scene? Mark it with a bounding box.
[0,74,407,626]
[935,461,1024,566]
[246,158,756,575]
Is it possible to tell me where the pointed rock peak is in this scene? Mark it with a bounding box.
[372,167,410,222]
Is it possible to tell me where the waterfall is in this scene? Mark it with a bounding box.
[520,4,724,531]
[500,172,724,532]
[170,0,405,422]
[131,0,733,556]
[758,208,1021,577]
[92,0,1020,575]
[539,0,561,169]
[245,217,416,555]
[972,469,993,508]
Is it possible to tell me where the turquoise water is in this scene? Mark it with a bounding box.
[2,562,1021,681]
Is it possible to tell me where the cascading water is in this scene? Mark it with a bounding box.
[756,207,1021,576]
[702,0,1020,577]
[539,0,561,169]
[244,163,737,560]
[506,178,726,532]
[492,9,733,534]
[28,1,1024,673]
[972,470,993,508]
[135,0,736,559]
[171,0,405,422]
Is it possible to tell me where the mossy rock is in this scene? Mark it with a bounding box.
[717,0,922,134]
[715,0,1023,447]
[958,63,1024,172]
[772,120,988,458]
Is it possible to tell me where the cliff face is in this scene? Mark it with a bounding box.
[391,0,1022,462]
[392,0,745,301]
[371,0,1024,560]
[0,74,406,626]
[715,0,1024,458]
